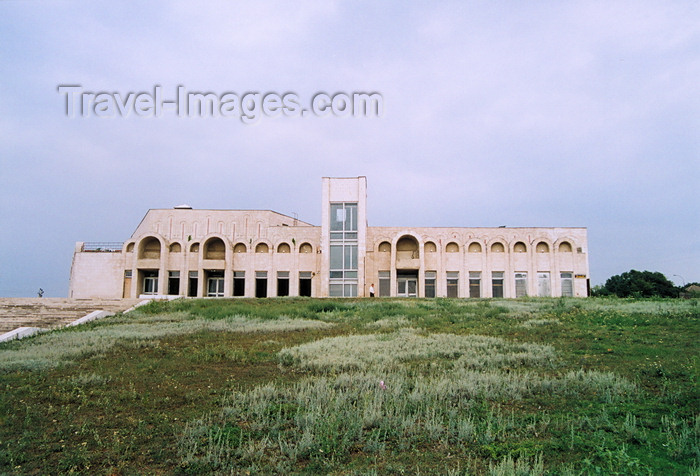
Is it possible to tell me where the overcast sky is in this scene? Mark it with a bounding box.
[1,1,698,297]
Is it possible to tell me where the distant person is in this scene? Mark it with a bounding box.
[37,288,44,298]
[369,283,375,297]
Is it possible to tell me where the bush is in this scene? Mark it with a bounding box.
[600,270,679,298]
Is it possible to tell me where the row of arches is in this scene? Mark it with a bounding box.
[127,236,315,260]
[376,237,575,255]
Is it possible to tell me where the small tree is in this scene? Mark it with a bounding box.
[602,270,678,298]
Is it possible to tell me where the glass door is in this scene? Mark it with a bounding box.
[397,277,417,297]
[207,277,224,297]
[143,276,158,295]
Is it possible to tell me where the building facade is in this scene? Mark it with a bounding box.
[69,177,590,299]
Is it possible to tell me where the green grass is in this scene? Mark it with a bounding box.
[0,297,698,474]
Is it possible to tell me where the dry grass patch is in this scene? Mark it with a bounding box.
[279,328,556,373]
[0,313,333,371]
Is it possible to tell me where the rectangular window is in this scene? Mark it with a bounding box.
[329,243,358,272]
[331,204,344,232]
[469,271,481,298]
[378,271,390,297]
[537,272,551,297]
[329,202,359,297]
[329,203,358,238]
[328,279,359,297]
[345,245,358,269]
[124,270,132,278]
[299,271,312,297]
[446,271,459,298]
[424,271,436,298]
[277,271,290,297]
[329,212,358,296]
[515,272,528,297]
[188,271,198,297]
[492,271,504,298]
[168,270,180,295]
[344,283,357,297]
[233,271,245,296]
[330,245,343,270]
[255,271,267,298]
[328,280,358,297]
[561,272,573,297]
[329,283,343,297]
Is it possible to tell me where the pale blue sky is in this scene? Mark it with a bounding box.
[1,1,698,296]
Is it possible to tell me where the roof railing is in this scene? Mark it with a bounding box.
[83,242,123,252]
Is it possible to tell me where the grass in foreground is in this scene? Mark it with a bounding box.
[0,297,697,474]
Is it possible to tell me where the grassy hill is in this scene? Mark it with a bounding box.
[0,297,697,474]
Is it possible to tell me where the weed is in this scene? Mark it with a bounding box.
[0,297,697,474]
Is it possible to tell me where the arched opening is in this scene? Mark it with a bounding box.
[190,243,200,253]
[468,242,482,253]
[169,243,181,253]
[299,242,313,253]
[491,242,505,253]
[446,242,459,253]
[277,243,291,253]
[139,237,161,259]
[424,241,437,252]
[396,236,419,295]
[378,241,391,252]
[536,242,550,253]
[514,242,527,253]
[234,243,247,253]
[559,241,572,252]
[126,243,135,253]
[397,236,419,259]
[255,243,269,253]
[204,238,226,260]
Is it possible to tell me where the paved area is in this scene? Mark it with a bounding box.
[0,298,142,334]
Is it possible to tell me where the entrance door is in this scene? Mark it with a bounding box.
[206,270,225,297]
[143,275,158,295]
[123,271,132,298]
[397,277,418,297]
[207,277,224,297]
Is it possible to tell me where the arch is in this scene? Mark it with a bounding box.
[468,242,482,253]
[277,242,291,253]
[378,241,391,252]
[255,243,269,253]
[514,241,527,253]
[491,242,505,253]
[558,241,572,252]
[190,242,200,253]
[233,242,247,253]
[204,237,226,260]
[424,241,437,252]
[397,235,419,258]
[169,243,182,253]
[125,242,135,253]
[446,242,459,253]
[536,241,550,253]
[138,236,161,259]
[299,242,313,253]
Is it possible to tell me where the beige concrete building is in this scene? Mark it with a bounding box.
[69,177,590,299]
